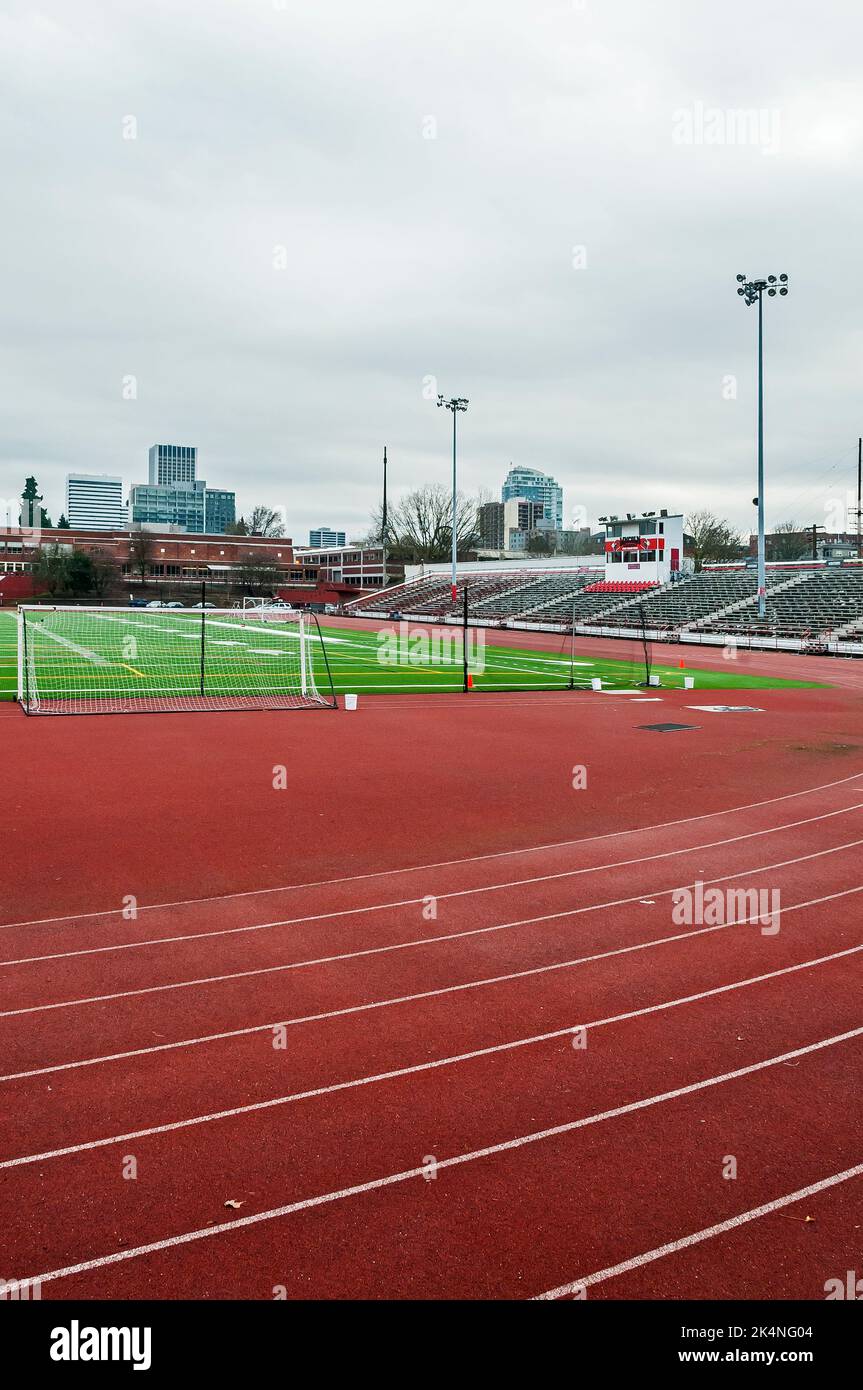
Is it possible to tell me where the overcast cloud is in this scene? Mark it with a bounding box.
[1,0,862,542]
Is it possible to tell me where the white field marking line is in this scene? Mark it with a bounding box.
[2,865,860,1065]
[22,1024,863,1291]
[531,1160,863,1299]
[3,806,860,969]
[27,626,111,666]
[3,769,862,935]
[4,935,862,1171]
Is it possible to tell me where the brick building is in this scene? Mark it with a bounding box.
[0,527,317,599]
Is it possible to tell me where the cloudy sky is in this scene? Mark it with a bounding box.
[1,0,862,542]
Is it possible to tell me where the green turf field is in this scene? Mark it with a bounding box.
[0,608,826,705]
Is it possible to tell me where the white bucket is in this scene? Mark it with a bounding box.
[591,677,602,691]
[684,676,694,689]
[344,693,358,711]
[649,674,661,687]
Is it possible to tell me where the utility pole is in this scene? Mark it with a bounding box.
[382,446,388,594]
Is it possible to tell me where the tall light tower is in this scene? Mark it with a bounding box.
[437,393,469,604]
[735,272,790,619]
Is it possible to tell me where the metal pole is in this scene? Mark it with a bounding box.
[811,524,817,561]
[451,409,458,605]
[382,445,388,595]
[462,585,469,691]
[199,580,206,696]
[850,439,856,558]
[756,290,766,619]
[569,602,576,689]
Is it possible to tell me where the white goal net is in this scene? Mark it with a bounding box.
[18,605,336,715]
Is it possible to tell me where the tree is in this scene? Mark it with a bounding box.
[768,521,809,561]
[685,511,744,571]
[57,513,70,529]
[365,484,479,563]
[247,506,285,538]
[20,476,51,529]
[88,548,115,598]
[128,528,154,586]
[66,550,95,595]
[225,517,249,535]
[525,531,555,555]
[32,544,70,598]
[557,529,599,557]
[233,560,281,597]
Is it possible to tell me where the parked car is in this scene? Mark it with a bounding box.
[146,600,163,608]
[192,602,216,609]
[164,602,185,609]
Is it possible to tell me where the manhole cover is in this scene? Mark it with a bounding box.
[638,722,700,733]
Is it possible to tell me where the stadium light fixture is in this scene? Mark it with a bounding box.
[735,272,791,618]
[437,394,469,604]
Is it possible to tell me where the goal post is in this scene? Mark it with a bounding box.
[17,605,337,716]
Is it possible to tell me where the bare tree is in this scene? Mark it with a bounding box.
[89,548,116,598]
[232,560,281,597]
[768,520,809,561]
[247,506,285,538]
[365,484,479,562]
[685,511,744,571]
[32,544,70,598]
[128,529,155,586]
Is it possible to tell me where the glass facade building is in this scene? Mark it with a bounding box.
[309,527,346,547]
[205,489,236,534]
[130,482,206,532]
[501,467,563,531]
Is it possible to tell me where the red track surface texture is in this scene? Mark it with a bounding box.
[2,650,863,1301]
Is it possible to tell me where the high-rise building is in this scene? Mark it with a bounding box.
[148,443,197,486]
[129,481,206,532]
[502,498,555,551]
[205,489,236,535]
[501,466,563,531]
[477,502,504,550]
[309,526,346,548]
[129,479,236,535]
[65,474,126,531]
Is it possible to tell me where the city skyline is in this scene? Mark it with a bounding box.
[2,1,862,545]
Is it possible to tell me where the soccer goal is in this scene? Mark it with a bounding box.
[17,605,337,715]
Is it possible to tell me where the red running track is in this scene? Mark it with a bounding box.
[1,668,862,1300]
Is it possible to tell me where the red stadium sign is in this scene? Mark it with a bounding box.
[605,536,665,553]
[608,537,646,552]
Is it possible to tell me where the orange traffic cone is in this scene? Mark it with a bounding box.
[467,674,474,689]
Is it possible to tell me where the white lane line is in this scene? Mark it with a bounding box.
[3,876,861,1078]
[22,1024,863,1290]
[2,834,860,1017]
[2,807,860,969]
[4,938,862,1171]
[3,770,862,932]
[531,1161,863,1299]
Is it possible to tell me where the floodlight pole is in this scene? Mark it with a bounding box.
[736,273,790,619]
[757,291,765,618]
[437,394,469,605]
